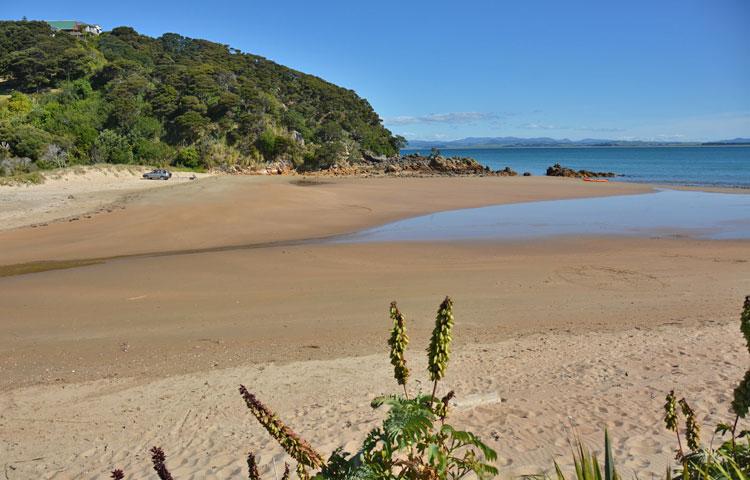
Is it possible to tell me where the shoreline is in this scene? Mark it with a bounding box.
[1,168,747,239]
[402,143,750,150]
[0,174,654,266]
[2,176,748,278]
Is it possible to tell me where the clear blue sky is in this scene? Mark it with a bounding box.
[4,0,749,141]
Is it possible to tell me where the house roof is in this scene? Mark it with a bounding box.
[47,20,79,30]
[47,20,100,31]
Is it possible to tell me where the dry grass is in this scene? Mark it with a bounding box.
[0,171,45,186]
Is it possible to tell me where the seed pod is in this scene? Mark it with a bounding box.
[427,297,454,382]
[388,302,410,386]
[436,390,455,420]
[664,390,678,431]
[678,398,701,451]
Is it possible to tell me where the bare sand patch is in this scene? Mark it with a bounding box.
[0,164,211,232]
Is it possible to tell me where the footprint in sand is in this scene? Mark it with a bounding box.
[555,265,667,291]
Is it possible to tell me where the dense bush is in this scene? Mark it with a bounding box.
[173,146,201,169]
[0,20,406,175]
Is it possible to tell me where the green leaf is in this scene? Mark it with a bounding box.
[715,423,732,436]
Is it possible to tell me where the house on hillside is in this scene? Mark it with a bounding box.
[46,20,102,36]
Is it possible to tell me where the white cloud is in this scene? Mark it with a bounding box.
[518,123,625,133]
[385,112,499,126]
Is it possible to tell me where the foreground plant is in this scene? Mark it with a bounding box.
[108,297,494,479]
[239,296,496,479]
[545,431,620,480]
[661,295,750,479]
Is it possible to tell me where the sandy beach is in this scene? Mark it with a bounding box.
[1,172,748,478]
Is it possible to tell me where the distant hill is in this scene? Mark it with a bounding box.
[701,138,750,146]
[0,20,404,175]
[406,137,749,149]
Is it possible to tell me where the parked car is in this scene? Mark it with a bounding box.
[143,169,172,180]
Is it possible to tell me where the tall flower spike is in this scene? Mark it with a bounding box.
[678,398,701,451]
[664,390,677,431]
[150,447,174,480]
[733,370,750,418]
[247,452,261,480]
[239,386,324,469]
[388,301,410,387]
[732,297,750,418]
[741,296,750,354]
[427,297,454,383]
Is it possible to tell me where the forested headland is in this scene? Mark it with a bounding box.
[0,20,405,176]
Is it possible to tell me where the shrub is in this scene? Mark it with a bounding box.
[0,123,51,160]
[91,129,133,164]
[0,157,35,176]
[37,143,68,169]
[173,146,202,169]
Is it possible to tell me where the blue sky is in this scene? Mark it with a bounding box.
[4,0,749,141]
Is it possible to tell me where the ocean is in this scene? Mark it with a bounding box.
[401,146,750,188]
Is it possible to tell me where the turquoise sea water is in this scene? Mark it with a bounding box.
[401,146,750,188]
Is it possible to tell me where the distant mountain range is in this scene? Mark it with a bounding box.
[406,137,750,149]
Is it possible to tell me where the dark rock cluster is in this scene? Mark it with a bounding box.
[352,154,518,177]
[545,163,616,178]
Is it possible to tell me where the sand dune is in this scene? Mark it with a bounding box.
[0,165,210,232]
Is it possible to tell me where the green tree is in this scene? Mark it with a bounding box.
[92,129,133,164]
[172,111,209,143]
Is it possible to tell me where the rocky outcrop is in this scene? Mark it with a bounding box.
[354,154,516,176]
[363,151,387,163]
[546,163,616,178]
[233,159,295,175]
[238,154,518,177]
